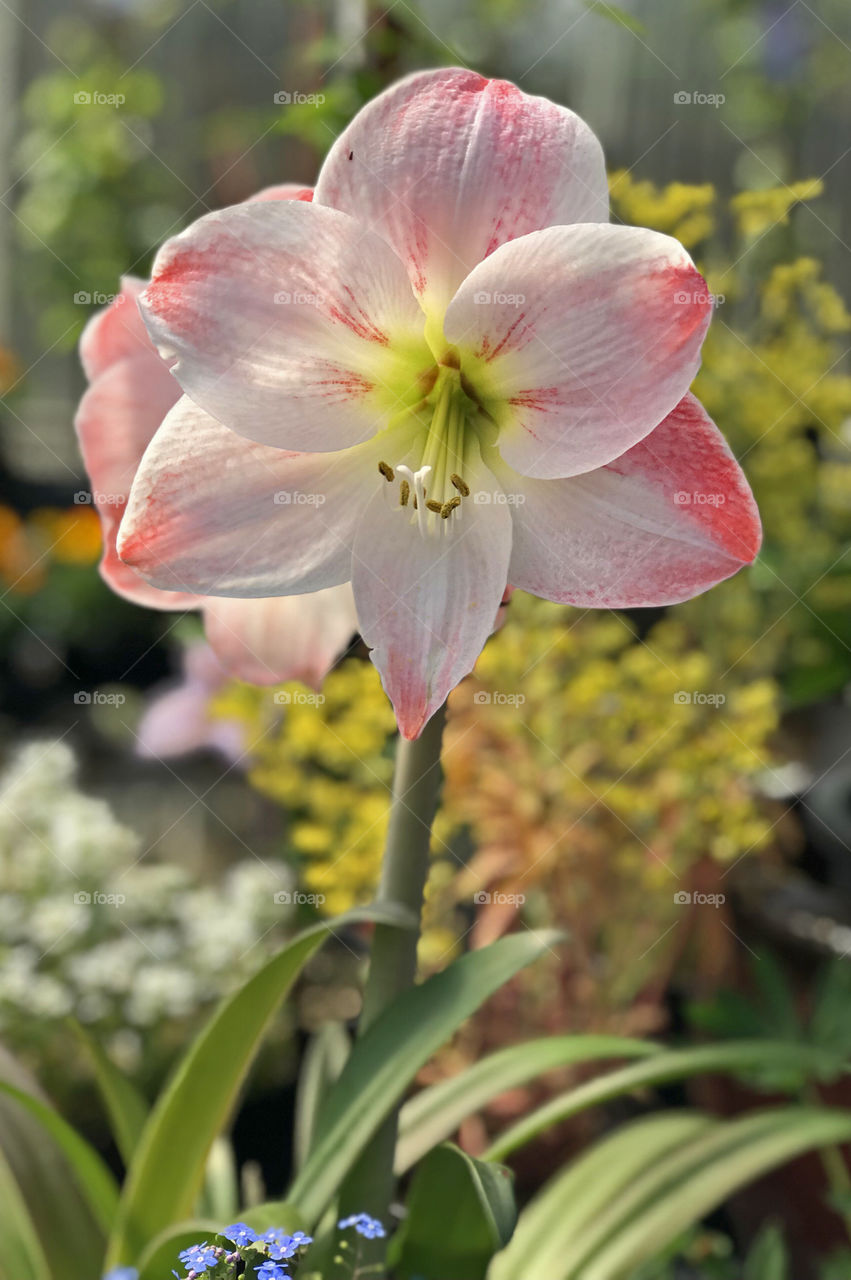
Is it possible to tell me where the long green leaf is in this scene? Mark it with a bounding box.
[289,930,560,1225]
[393,1143,516,1280]
[0,1149,51,1280]
[396,1034,660,1174]
[198,1137,240,1222]
[743,1223,788,1280]
[581,1107,851,1280]
[135,1219,223,1280]
[485,1040,842,1160]
[0,1045,109,1279]
[71,1020,149,1165]
[0,1081,119,1236]
[489,1113,712,1280]
[294,1022,350,1172]
[106,904,415,1266]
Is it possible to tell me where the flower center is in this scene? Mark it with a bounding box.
[377,366,487,538]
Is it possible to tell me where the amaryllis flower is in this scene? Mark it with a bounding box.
[74,183,358,691]
[117,69,760,739]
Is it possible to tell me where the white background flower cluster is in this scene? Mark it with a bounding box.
[0,741,295,1080]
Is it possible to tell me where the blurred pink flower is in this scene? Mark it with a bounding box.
[115,70,760,738]
[136,642,245,762]
[74,183,358,694]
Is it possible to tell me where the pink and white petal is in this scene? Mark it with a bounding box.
[79,277,154,381]
[315,67,608,317]
[246,183,313,203]
[81,182,314,382]
[118,395,389,597]
[140,201,432,453]
[74,352,200,609]
[352,446,512,739]
[445,223,712,479]
[498,394,761,608]
[202,585,359,688]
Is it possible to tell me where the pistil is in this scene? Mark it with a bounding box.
[376,366,484,537]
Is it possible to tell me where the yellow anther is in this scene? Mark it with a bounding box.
[450,473,470,497]
[378,460,395,482]
[426,499,444,514]
[399,479,410,506]
[440,497,461,518]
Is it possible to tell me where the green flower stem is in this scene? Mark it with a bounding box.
[336,702,448,1244]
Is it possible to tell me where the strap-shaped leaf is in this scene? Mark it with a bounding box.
[396,1034,659,1173]
[71,1020,148,1165]
[294,1022,351,1172]
[0,1081,119,1237]
[393,1143,516,1279]
[580,1107,851,1280]
[135,1219,223,1280]
[489,1112,711,1280]
[493,1107,851,1280]
[485,1040,843,1160]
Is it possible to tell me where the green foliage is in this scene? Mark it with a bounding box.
[690,953,851,1091]
[105,904,414,1265]
[396,1034,659,1174]
[493,1108,851,1280]
[288,931,559,1226]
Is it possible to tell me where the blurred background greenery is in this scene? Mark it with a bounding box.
[2,0,851,1273]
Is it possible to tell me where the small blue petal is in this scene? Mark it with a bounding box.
[224,1222,259,1247]
[261,1228,299,1260]
[177,1242,220,1272]
[255,1264,289,1280]
[337,1213,386,1239]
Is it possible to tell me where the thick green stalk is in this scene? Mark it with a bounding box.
[335,703,448,1252]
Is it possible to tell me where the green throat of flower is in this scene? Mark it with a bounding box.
[377,364,493,538]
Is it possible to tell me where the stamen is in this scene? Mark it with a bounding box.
[426,499,443,514]
[440,497,461,518]
[450,473,470,497]
[399,479,410,507]
[378,460,394,482]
